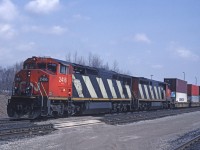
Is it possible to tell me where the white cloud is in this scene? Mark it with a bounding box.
[25,0,60,14]
[175,47,199,61]
[0,0,18,21]
[133,33,151,44]
[0,23,16,39]
[50,26,67,35]
[22,25,67,35]
[169,42,199,61]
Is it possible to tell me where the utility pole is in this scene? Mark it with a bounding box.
[183,72,185,81]
[195,76,197,85]
[151,75,153,80]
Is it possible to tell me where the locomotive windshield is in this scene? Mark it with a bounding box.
[24,63,36,69]
[23,62,57,73]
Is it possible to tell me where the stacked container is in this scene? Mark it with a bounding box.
[164,78,187,102]
[199,86,200,101]
[187,84,199,102]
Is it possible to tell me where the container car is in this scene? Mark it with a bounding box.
[164,78,188,107]
[187,84,200,106]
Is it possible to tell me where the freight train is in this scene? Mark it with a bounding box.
[7,56,200,119]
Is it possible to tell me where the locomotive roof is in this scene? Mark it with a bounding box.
[28,56,165,83]
[135,77,167,84]
[53,58,132,79]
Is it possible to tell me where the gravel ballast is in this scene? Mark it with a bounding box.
[1,110,200,150]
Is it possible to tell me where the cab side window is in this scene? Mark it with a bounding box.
[47,63,57,73]
[60,64,67,74]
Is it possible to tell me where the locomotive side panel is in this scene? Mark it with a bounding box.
[132,77,167,101]
[72,73,132,100]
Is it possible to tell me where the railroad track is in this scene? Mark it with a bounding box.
[0,117,102,140]
[175,135,200,150]
[101,107,200,125]
[0,121,54,140]
[0,107,199,141]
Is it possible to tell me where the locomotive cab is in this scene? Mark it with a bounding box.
[7,57,72,119]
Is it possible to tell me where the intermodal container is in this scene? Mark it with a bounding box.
[199,86,200,101]
[188,96,199,102]
[171,92,187,102]
[187,84,199,96]
[164,78,187,93]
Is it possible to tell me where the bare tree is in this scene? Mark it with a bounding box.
[65,51,129,74]
[0,62,23,93]
[73,51,78,63]
[88,52,92,66]
[112,60,119,72]
[102,62,109,70]
[66,52,71,62]
[77,56,86,65]
[90,54,102,68]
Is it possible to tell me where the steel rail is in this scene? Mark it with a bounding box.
[0,124,54,140]
[175,135,200,150]
[101,107,200,125]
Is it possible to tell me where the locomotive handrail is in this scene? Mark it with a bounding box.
[40,83,48,99]
[35,82,43,107]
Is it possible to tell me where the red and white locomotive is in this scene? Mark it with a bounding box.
[8,56,194,119]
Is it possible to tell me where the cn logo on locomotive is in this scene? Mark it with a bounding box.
[59,77,67,83]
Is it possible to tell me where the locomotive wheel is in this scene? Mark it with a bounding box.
[7,104,15,117]
[67,104,76,116]
[112,103,118,113]
[29,109,41,119]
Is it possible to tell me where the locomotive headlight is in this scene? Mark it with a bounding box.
[28,71,31,77]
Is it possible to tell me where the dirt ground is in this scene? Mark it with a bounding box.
[1,110,200,150]
[0,94,9,118]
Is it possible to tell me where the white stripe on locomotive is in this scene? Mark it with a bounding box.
[158,86,162,99]
[154,86,159,99]
[82,75,98,98]
[139,84,144,99]
[96,77,108,98]
[72,75,84,97]
[116,80,125,98]
[163,88,166,99]
[107,79,117,98]
[125,85,131,99]
[149,85,155,99]
[144,84,150,99]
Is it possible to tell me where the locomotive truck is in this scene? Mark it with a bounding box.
[7,56,172,119]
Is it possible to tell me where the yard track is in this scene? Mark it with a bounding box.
[0,107,200,141]
[175,135,200,150]
[101,107,200,125]
[0,119,54,140]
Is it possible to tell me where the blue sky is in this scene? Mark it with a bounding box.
[0,0,200,84]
